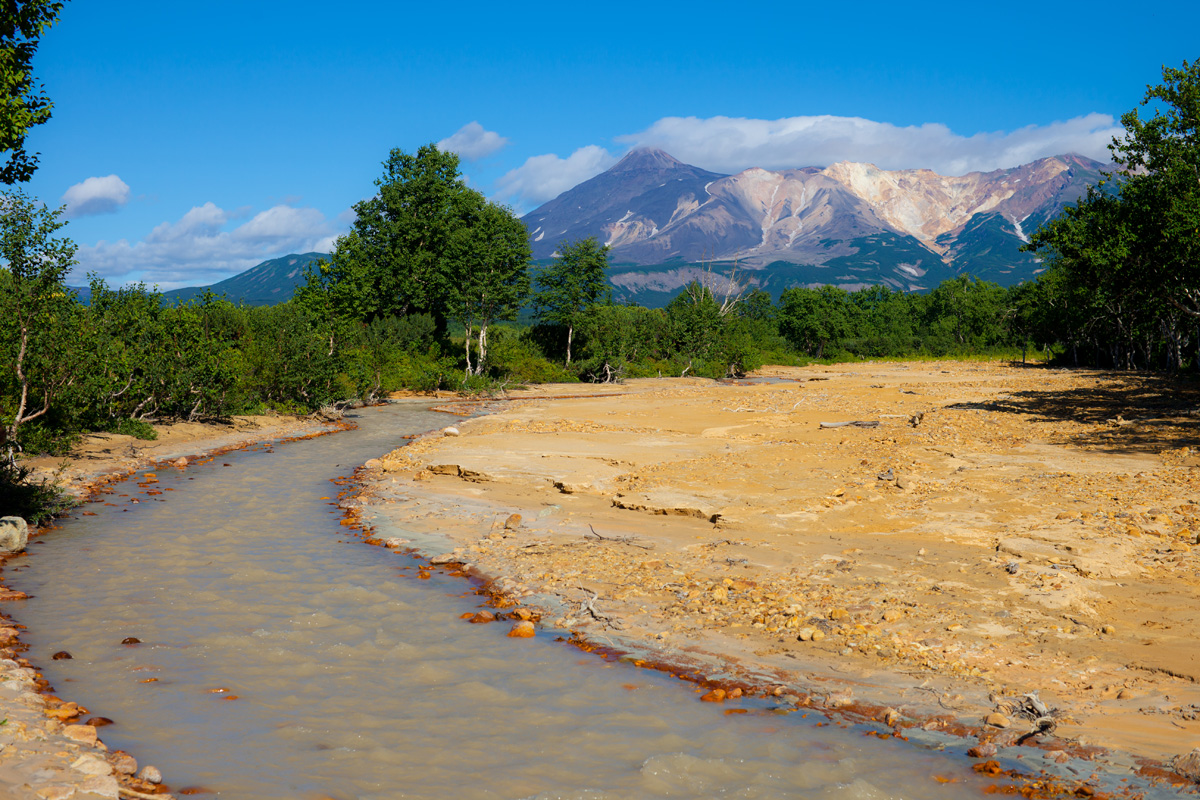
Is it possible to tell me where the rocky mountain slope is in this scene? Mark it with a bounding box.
[525,148,1108,296]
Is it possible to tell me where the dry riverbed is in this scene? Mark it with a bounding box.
[0,413,335,800]
[354,362,1200,793]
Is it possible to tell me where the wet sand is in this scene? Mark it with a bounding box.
[354,362,1200,788]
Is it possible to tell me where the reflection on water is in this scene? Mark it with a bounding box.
[10,402,989,799]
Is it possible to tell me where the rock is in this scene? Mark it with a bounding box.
[510,608,533,621]
[363,458,382,469]
[70,754,113,776]
[896,474,914,491]
[1100,624,1116,635]
[797,626,825,642]
[428,553,459,565]
[0,516,29,554]
[468,611,495,624]
[700,688,726,702]
[984,712,1011,729]
[504,513,522,530]
[111,751,137,775]
[79,775,120,799]
[35,786,76,800]
[121,637,141,645]
[442,426,460,437]
[63,723,98,744]
[829,608,849,620]
[1117,688,1137,700]
[968,742,998,758]
[137,765,163,784]
[883,708,900,727]
[1174,749,1200,783]
[384,537,410,548]
[172,457,188,467]
[507,621,535,638]
[881,608,903,622]
[52,650,72,660]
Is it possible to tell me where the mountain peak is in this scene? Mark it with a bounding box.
[612,146,687,172]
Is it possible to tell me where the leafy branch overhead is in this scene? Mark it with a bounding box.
[0,0,64,184]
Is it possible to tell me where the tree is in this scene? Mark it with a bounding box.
[0,1,64,184]
[0,189,78,456]
[1022,59,1200,370]
[533,237,610,364]
[447,199,531,375]
[298,145,476,329]
[777,286,852,358]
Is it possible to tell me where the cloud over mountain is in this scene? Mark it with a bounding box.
[61,175,131,218]
[437,121,509,161]
[77,202,341,289]
[494,145,617,210]
[492,113,1122,213]
[616,113,1121,176]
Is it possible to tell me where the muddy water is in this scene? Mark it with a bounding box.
[9,402,993,799]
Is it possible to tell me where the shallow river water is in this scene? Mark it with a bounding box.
[8,402,996,799]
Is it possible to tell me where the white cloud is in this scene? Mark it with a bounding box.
[75,203,342,290]
[61,175,132,218]
[437,121,509,161]
[494,145,618,211]
[615,113,1122,176]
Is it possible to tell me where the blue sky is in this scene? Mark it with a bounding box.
[22,0,1200,289]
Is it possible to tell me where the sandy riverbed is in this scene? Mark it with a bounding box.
[354,361,1200,787]
[0,413,334,800]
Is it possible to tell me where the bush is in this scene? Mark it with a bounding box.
[0,459,72,525]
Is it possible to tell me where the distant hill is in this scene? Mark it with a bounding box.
[69,252,326,306]
[523,148,1110,302]
[164,252,325,305]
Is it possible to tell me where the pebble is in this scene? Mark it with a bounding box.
[883,708,900,727]
[828,608,849,620]
[881,608,903,622]
[700,689,726,702]
[507,621,535,638]
[172,457,188,467]
[137,765,163,784]
[503,514,522,530]
[984,712,1011,729]
[1100,624,1116,635]
[796,626,825,642]
[968,742,998,758]
[111,752,137,775]
[442,426,460,437]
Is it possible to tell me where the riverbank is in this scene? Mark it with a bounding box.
[354,362,1200,794]
[0,413,339,800]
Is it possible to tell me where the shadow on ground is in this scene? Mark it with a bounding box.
[949,369,1200,455]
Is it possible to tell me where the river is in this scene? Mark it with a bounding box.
[8,402,996,799]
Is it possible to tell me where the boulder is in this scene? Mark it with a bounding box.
[0,516,28,554]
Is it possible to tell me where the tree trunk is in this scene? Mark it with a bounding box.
[475,324,488,376]
[566,325,574,366]
[463,324,473,377]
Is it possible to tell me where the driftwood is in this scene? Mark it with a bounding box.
[585,525,655,550]
[818,420,880,429]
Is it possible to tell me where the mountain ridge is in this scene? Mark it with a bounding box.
[524,147,1109,296]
